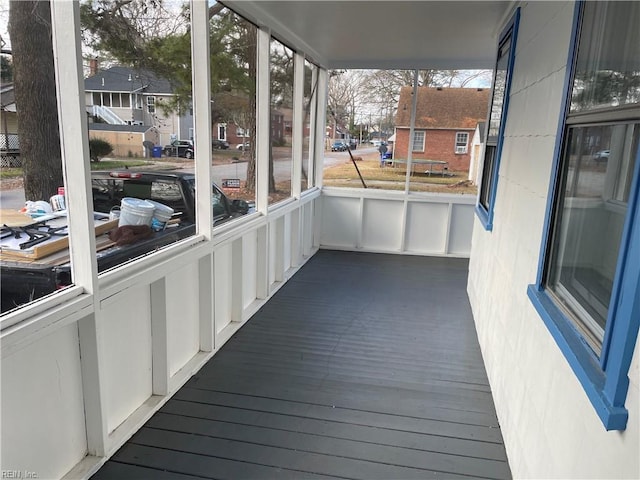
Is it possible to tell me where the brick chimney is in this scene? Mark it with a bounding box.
[89,58,99,76]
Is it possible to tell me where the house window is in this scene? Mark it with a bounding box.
[412,130,425,151]
[476,9,520,231]
[528,0,640,430]
[147,96,156,114]
[218,124,227,141]
[455,132,469,154]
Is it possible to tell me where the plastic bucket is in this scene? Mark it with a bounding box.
[118,197,155,227]
[146,200,174,231]
[109,206,121,221]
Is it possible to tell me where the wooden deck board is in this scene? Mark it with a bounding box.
[92,250,511,479]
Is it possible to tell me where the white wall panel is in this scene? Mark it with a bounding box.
[166,263,200,377]
[303,202,314,256]
[448,204,475,255]
[283,213,292,273]
[321,193,475,257]
[214,244,233,334]
[320,196,360,248]
[101,286,153,434]
[468,2,640,479]
[242,230,258,309]
[268,218,278,286]
[404,202,448,253]
[1,324,86,479]
[510,1,574,94]
[362,199,403,251]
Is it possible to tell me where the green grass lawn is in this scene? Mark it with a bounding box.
[323,155,477,194]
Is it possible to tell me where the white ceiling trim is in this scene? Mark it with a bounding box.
[223,1,514,70]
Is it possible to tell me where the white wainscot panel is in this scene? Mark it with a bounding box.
[101,284,152,433]
[166,262,200,377]
[362,199,403,250]
[214,243,233,334]
[303,202,314,256]
[405,202,449,254]
[283,213,292,272]
[242,230,258,310]
[448,203,475,255]
[1,323,86,479]
[268,218,278,286]
[321,196,360,248]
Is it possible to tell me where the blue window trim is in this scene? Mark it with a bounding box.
[475,8,520,231]
[527,0,640,431]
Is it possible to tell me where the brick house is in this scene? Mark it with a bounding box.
[213,110,287,149]
[393,87,490,172]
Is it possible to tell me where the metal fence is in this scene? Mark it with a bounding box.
[0,133,21,167]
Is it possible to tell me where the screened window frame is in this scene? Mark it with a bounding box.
[147,95,156,114]
[475,8,520,231]
[411,130,425,152]
[455,131,469,154]
[527,0,640,431]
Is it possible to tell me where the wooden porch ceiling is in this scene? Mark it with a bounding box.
[92,250,511,479]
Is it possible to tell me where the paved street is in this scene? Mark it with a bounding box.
[0,147,373,210]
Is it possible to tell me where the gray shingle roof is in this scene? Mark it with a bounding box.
[84,66,173,94]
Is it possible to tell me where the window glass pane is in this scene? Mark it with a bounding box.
[212,185,226,219]
[479,145,497,209]
[1,1,72,314]
[571,2,640,113]
[487,37,510,141]
[147,96,155,114]
[412,131,425,151]
[456,132,469,153]
[302,60,317,192]
[78,1,204,274]
[479,32,513,211]
[209,8,257,212]
[546,123,639,353]
[269,39,294,206]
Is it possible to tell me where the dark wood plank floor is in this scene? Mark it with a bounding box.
[93,250,511,479]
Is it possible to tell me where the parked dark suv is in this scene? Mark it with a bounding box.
[163,140,194,159]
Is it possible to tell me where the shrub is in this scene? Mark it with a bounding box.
[89,138,113,162]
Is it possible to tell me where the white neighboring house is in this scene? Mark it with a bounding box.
[468,121,485,184]
[0,83,20,166]
[84,65,193,150]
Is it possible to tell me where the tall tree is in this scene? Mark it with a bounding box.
[8,0,63,201]
[327,70,366,138]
